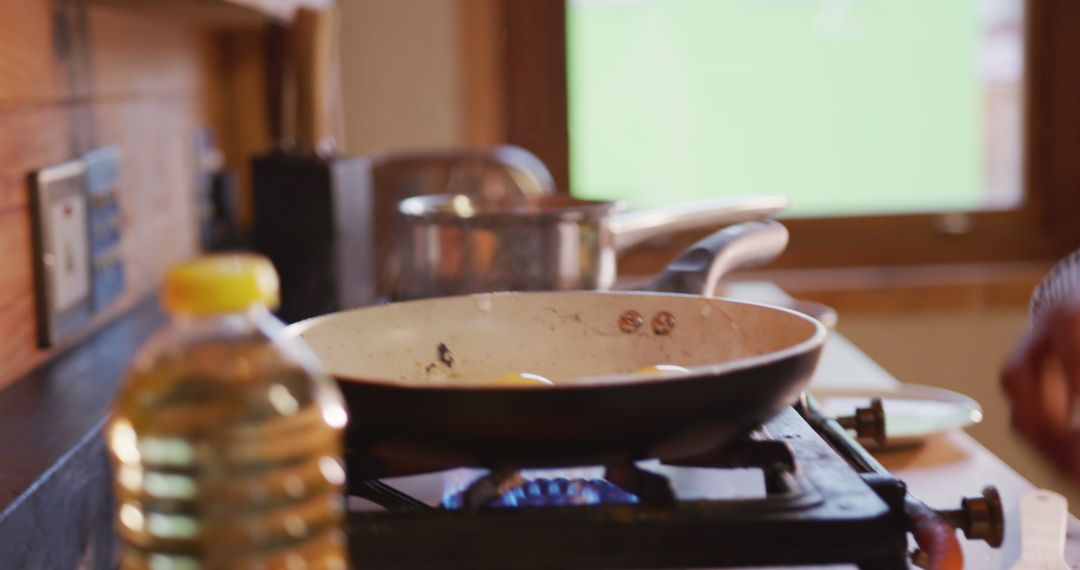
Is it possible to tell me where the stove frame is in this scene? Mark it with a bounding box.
[347,406,911,569]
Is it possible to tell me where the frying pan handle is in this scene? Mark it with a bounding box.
[648,220,788,297]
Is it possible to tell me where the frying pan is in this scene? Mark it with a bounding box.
[290,221,827,477]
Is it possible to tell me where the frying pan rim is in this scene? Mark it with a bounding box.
[287,290,828,391]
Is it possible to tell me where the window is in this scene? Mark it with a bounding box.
[488,0,1080,268]
[566,0,1024,217]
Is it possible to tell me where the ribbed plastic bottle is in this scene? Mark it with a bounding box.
[106,254,350,569]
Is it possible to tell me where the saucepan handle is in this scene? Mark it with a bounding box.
[609,195,791,252]
[648,220,789,297]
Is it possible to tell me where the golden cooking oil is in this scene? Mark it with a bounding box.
[107,255,349,569]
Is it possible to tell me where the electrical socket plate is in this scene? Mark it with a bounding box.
[84,146,124,311]
[30,160,93,347]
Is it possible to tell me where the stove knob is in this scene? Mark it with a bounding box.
[838,397,886,446]
[940,486,1004,548]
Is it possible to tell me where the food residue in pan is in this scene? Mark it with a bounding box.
[417,337,691,387]
[437,343,455,367]
[419,343,460,383]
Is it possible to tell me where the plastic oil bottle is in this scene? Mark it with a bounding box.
[106,255,350,569]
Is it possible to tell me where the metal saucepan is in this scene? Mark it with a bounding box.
[392,193,790,300]
[368,145,558,300]
[290,221,826,477]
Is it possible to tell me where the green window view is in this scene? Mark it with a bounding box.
[567,0,1024,217]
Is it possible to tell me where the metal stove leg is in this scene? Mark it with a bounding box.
[858,557,909,570]
[603,463,676,505]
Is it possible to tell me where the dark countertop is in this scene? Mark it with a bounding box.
[0,295,166,568]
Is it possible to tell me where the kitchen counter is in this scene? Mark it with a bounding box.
[1,285,1076,567]
[0,295,167,568]
[726,282,1080,568]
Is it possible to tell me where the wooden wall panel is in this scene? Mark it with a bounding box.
[0,0,226,388]
[214,30,269,227]
[460,0,505,148]
[0,0,65,106]
[0,208,37,384]
[502,0,568,191]
[0,108,71,211]
[93,98,202,294]
[88,7,208,99]
[89,0,328,24]
[1029,0,1080,251]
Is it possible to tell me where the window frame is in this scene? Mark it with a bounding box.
[468,0,1080,271]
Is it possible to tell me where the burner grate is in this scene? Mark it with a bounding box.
[346,407,909,569]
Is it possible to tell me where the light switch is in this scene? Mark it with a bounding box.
[48,194,90,310]
[30,160,93,347]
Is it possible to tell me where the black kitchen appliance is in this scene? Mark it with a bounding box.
[251,10,375,322]
[251,150,372,322]
[344,399,1003,569]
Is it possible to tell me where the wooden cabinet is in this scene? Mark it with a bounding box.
[87,0,328,26]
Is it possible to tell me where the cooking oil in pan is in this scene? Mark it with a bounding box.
[107,256,349,569]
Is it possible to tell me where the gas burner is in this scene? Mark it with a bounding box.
[442,475,640,509]
[345,401,1003,569]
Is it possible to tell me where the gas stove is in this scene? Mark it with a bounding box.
[344,398,1003,569]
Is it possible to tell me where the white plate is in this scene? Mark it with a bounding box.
[809,384,984,449]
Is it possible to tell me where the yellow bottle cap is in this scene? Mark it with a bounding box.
[162,254,280,315]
